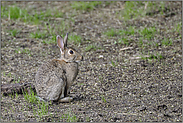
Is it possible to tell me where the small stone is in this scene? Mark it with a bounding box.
[99,55,103,58]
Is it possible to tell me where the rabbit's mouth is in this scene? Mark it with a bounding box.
[64,59,82,63]
[75,55,83,62]
[61,58,78,63]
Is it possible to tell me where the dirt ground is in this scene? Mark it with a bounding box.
[1,1,182,122]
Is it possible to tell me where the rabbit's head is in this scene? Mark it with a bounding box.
[57,33,83,63]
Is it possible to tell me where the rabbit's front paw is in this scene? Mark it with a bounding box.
[59,97,73,103]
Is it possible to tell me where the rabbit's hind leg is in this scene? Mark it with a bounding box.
[60,84,65,98]
[46,76,65,101]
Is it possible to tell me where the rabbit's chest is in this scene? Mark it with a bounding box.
[65,63,78,82]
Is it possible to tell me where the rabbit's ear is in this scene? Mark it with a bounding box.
[57,35,64,52]
[64,33,68,47]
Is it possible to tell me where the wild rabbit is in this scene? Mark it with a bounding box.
[35,33,83,103]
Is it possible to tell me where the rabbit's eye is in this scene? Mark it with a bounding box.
[69,50,74,54]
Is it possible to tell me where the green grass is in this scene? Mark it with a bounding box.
[42,8,64,18]
[139,26,156,40]
[111,58,118,67]
[119,1,146,20]
[159,2,166,15]
[17,78,20,83]
[104,28,119,37]
[106,26,159,47]
[31,100,50,121]
[138,37,144,47]
[78,83,84,86]
[2,71,20,84]
[42,39,56,45]
[42,35,56,45]
[149,54,158,60]
[117,1,166,20]
[120,26,135,36]
[22,49,32,56]
[162,37,172,46]
[119,37,129,46]
[85,44,97,51]
[15,92,18,99]
[86,117,90,122]
[37,100,49,117]
[23,86,50,118]
[104,27,135,46]
[69,34,82,45]
[8,92,15,99]
[99,76,103,83]
[61,110,78,122]
[1,5,40,24]
[71,1,113,11]
[8,29,20,37]
[15,48,21,54]
[157,53,164,59]
[23,87,37,104]
[13,75,16,83]
[137,26,159,48]
[146,2,166,16]
[174,22,182,34]
[141,53,164,60]
[15,48,32,56]
[30,9,64,24]
[7,72,12,77]
[30,31,48,39]
[1,5,29,20]
[105,27,136,46]
[2,71,6,76]
[101,95,107,103]
[71,1,102,11]
[59,21,70,32]
[111,60,116,67]
[1,5,64,25]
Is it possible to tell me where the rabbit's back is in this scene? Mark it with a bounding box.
[35,59,66,101]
